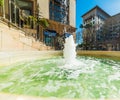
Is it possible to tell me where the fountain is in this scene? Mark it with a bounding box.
[61,35,81,70]
[0,36,120,99]
[63,35,76,64]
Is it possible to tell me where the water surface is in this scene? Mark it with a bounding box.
[0,56,120,99]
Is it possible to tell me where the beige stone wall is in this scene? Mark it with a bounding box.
[0,22,37,51]
[69,0,76,27]
[37,0,49,19]
[0,21,54,51]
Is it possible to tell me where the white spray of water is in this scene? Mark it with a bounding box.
[63,35,77,66]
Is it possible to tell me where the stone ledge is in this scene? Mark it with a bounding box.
[0,93,78,100]
[0,51,62,66]
[0,93,119,100]
[77,51,120,61]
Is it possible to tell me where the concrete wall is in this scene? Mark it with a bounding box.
[37,0,49,19]
[0,20,55,51]
[0,22,37,51]
[69,0,76,27]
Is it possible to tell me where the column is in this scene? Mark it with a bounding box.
[15,5,16,25]
[9,0,11,22]
[0,31,2,49]
[19,9,21,28]
[3,0,5,18]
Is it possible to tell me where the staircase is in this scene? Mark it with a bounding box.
[0,20,54,51]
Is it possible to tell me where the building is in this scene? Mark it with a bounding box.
[81,5,120,50]
[37,0,76,49]
[82,6,110,50]
[0,0,76,50]
[100,13,120,50]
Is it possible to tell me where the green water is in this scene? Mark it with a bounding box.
[0,57,120,99]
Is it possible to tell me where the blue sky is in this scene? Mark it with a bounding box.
[76,0,120,29]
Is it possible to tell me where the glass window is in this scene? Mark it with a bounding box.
[16,0,33,15]
[16,0,32,9]
[43,30,56,47]
[49,0,69,24]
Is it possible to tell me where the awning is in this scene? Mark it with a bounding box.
[44,30,56,37]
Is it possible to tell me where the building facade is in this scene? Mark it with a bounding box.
[0,0,76,50]
[37,0,76,49]
[82,6,120,50]
[82,6,110,50]
[100,13,120,50]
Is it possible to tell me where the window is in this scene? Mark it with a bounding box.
[43,30,56,47]
[16,0,33,15]
[49,0,69,24]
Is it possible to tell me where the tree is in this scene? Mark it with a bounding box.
[19,3,49,40]
[28,16,48,27]
[80,23,94,50]
[0,0,3,6]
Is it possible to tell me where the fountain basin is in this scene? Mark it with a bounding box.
[1,51,120,66]
[0,51,62,66]
[77,51,120,61]
[0,51,120,100]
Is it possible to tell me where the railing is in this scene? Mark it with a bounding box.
[0,0,37,35]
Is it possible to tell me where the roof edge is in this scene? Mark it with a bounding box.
[81,5,111,17]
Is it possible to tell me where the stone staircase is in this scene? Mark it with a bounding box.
[0,20,54,51]
[32,41,54,50]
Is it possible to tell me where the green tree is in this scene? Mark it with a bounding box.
[28,15,49,40]
[28,15,49,28]
[0,0,3,6]
[80,23,93,50]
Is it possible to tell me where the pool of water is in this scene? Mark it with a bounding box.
[0,56,120,99]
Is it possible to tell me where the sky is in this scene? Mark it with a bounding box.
[76,0,120,29]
